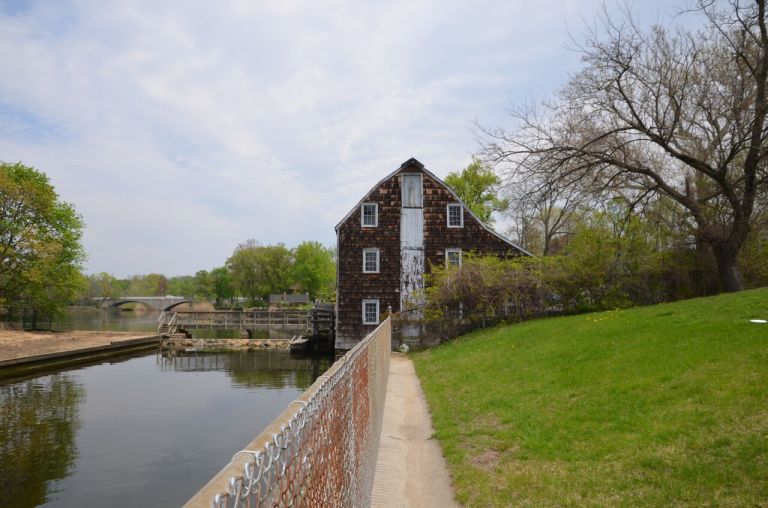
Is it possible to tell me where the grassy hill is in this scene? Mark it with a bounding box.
[412,288,768,507]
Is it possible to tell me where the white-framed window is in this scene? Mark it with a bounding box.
[362,248,380,273]
[361,203,378,227]
[446,248,462,268]
[362,299,380,325]
[447,203,463,227]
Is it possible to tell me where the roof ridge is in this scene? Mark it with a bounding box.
[333,158,534,257]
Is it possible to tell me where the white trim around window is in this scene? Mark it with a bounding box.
[446,248,462,268]
[361,202,378,227]
[362,248,380,273]
[362,299,380,325]
[447,203,463,228]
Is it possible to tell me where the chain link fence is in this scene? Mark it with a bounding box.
[390,306,473,350]
[184,318,391,508]
[391,302,549,350]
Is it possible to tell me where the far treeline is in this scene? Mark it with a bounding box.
[85,240,336,307]
[0,160,335,322]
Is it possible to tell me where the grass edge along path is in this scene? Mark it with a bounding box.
[412,288,768,507]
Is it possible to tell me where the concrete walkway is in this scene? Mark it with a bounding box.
[371,354,459,508]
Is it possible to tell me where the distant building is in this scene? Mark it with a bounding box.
[269,293,310,305]
[334,158,530,349]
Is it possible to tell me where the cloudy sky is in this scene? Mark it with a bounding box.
[0,0,682,277]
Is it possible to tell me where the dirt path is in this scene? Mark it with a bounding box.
[371,354,459,508]
[0,330,160,365]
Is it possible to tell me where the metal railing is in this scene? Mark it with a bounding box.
[184,317,391,508]
[175,310,311,330]
[157,311,178,334]
[391,300,549,350]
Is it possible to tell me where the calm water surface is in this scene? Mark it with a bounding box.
[0,349,331,508]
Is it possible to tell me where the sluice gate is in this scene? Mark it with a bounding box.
[157,308,334,343]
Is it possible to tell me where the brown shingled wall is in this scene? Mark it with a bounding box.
[336,172,402,349]
[335,164,524,349]
[422,171,522,270]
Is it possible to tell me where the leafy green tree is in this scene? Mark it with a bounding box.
[255,244,293,297]
[193,270,213,299]
[125,275,143,295]
[168,275,196,297]
[0,162,86,323]
[126,273,168,296]
[25,268,88,328]
[227,240,262,305]
[292,241,335,299]
[210,266,234,307]
[87,272,124,299]
[444,158,508,225]
[226,241,293,305]
[112,277,130,296]
[148,273,169,295]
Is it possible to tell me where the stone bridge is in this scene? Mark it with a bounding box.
[94,296,193,311]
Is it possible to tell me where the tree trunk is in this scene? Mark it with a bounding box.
[712,245,744,292]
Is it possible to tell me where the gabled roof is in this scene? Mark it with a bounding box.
[335,157,533,257]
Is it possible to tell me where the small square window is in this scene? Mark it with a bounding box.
[361,203,378,227]
[446,248,462,268]
[363,248,380,273]
[362,299,380,325]
[447,204,463,227]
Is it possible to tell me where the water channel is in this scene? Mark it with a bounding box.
[0,309,332,508]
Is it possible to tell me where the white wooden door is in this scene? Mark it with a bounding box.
[401,173,423,208]
[400,174,424,314]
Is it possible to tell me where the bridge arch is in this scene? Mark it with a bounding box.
[109,299,152,309]
[163,300,194,311]
[103,297,193,311]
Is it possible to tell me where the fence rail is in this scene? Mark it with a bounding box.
[391,302,548,350]
[157,310,314,334]
[176,311,311,330]
[183,317,391,508]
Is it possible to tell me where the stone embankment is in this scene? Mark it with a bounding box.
[0,330,162,369]
[161,337,290,350]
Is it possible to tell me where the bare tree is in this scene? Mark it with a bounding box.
[483,0,768,291]
[503,168,592,255]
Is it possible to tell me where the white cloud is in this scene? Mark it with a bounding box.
[0,0,681,276]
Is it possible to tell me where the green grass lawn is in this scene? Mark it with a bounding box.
[412,288,768,507]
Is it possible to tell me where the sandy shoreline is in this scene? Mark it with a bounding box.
[0,330,160,364]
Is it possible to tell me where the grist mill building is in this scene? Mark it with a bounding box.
[334,158,530,349]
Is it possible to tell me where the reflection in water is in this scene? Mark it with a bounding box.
[158,350,331,390]
[0,349,331,508]
[0,375,85,508]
